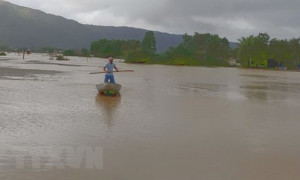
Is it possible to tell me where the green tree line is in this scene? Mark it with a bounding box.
[90,31,231,66]
[90,39,140,58]
[63,48,90,57]
[237,33,300,69]
[155,33,230,66]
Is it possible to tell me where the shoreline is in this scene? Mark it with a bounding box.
[238,67,300,73]
[126,62,300,72]
[4,53,299,73]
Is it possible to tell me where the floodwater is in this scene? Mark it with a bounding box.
[1,53,300,180]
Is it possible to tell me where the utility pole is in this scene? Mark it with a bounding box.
[249,56,252,68]
[23,50,25,60]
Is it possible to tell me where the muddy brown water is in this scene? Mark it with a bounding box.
[1,53,300,180]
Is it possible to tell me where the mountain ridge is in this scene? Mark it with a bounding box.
[0,1,237,51]
[0,1,184,52]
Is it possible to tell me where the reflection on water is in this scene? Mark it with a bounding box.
[169,77,300,102]
[95,95,121,129]
[241,82,300,93]
[175,83,226,92]
[240,82,289,101]
[239,74,283,80]
[240,76,300,101]
[170,83,227,97]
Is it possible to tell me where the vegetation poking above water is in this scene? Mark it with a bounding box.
[90,31,231,67]
[0,52,6,56]
[237,33,300,69]
[90,31,300,70]
[56,55,69,61]
[90,39,140,59]
[63,48,90,57]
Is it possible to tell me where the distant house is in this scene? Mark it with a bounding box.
[228,57,239,66]
[278,62,287,71]
[26,49,32,54]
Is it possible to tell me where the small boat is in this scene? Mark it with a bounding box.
[96,83,121,96]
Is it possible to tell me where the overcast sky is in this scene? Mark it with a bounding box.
[6,0,300,41]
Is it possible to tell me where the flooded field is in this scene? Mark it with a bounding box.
[1,53,300,180]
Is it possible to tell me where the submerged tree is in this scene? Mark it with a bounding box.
[126,31,158,63]
[237,33,269,67]
[141,31,156,55]
[159,33,230,66]
[90,39,140,58]
[237,33,300,68]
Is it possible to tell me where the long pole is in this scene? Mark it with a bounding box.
[89,70,134,74]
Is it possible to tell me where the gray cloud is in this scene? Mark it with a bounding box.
[6,0,300,41]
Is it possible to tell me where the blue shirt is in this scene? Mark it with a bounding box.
[105,63,116,75]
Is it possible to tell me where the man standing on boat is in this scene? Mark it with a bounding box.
[103,57,119,84]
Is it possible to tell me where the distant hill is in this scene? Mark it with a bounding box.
[0,1,184,52]
[229,42,239,49]
[0,1,238,52]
